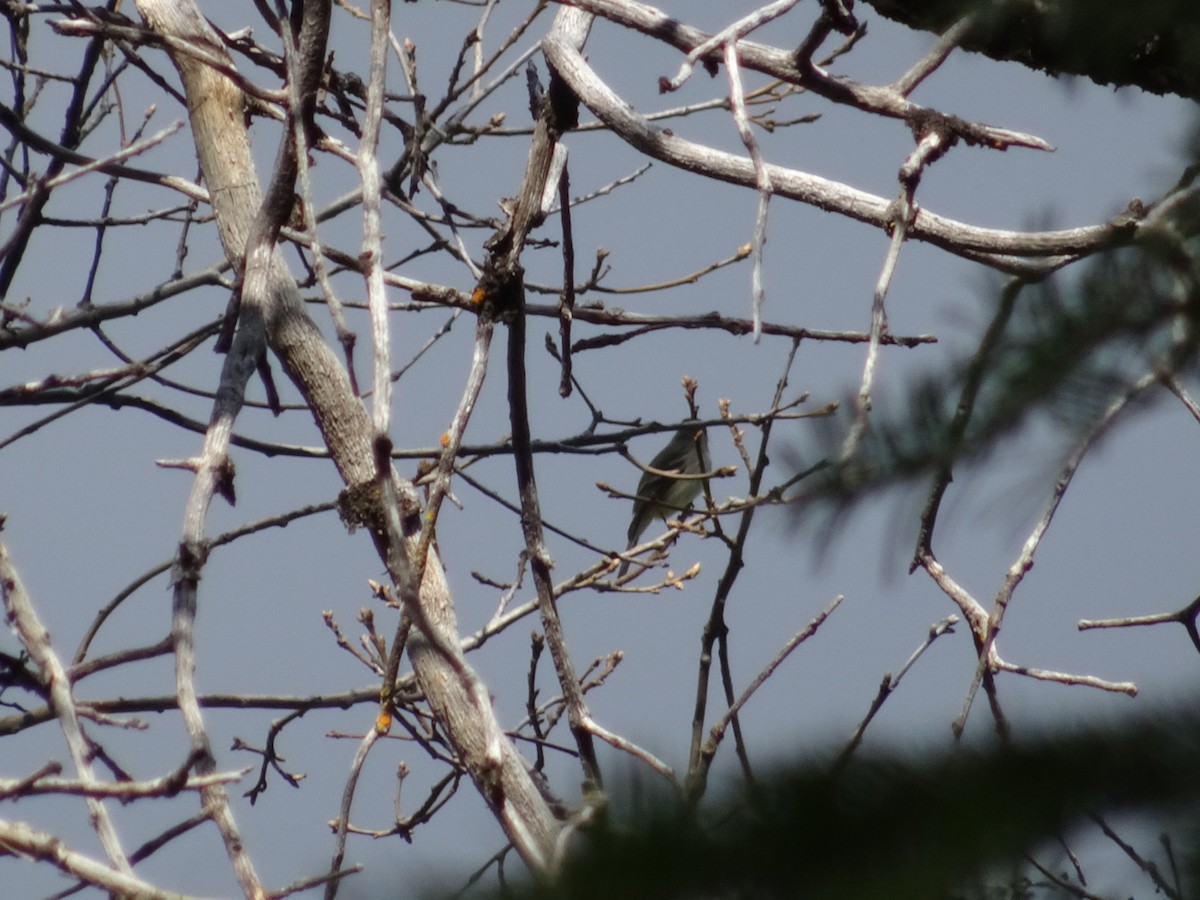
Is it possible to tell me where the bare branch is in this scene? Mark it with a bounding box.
[0,533,134,874]
[0,819,200,900]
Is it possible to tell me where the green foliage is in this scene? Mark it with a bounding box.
[800,223,1200,528]
[480,713,1200,900]
[866,0,1200,101]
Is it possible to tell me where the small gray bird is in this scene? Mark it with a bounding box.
[619,423,711,577]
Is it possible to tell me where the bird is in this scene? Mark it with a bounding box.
[619,423,711,577]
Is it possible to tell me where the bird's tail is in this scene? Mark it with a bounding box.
[616,539,638,578]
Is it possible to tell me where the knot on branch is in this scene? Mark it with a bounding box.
[337,481,385,536]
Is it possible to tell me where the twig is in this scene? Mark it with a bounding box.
[890,13,975,97]
[953,370,1159,733]
[324,728,380,900]
[0,120,183,213]
[833,615,958,770]
[659,0,801,93]
[0,766,248,800]
[689,595,843,797]
[724,40,772,340]
[1090,813,1181,900]
[581,715,676,784]
[843,125,951,460]
[991,661,1136,696]
[1079,593,1200,656]
[0,534,133,873]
